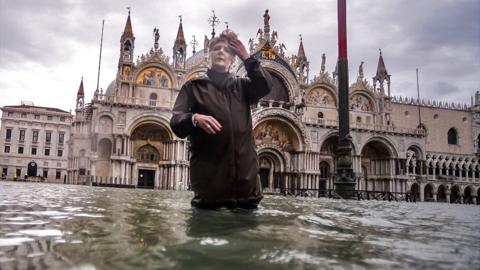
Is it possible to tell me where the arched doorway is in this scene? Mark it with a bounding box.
[257,149,286,193]
[319,135,339,191]
[361,139,395,192]
[463,186,473,204]
[450,185,461,203]
[410,183,420,201]
[319,161,330,196]
[253,118,301,194]
[131,121,171,189]
[437,185,447,202]
[136,144,160,189]
[424,184,434,201]
[27,161,37,177]
[96,138,112,181]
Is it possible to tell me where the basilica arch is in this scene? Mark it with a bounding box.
[253,114,306,194]
[359,137,398,193]
[318,132,358,191]
[129,118,171,189]
[257,147,288,192]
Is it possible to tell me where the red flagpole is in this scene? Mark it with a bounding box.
[335,0,356,199]
[338,0,347,60]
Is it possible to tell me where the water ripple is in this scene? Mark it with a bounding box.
[0,181,478,270]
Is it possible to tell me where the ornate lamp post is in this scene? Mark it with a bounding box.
[334,0,356,199]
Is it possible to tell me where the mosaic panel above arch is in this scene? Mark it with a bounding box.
[306,87,336,106]
[186,71,205,82]
[253,120,299,151]
[131,122,171,141]
[135,67,173,88]
[350,94,373,112]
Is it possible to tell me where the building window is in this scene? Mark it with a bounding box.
[43,170,48,178]
[19,129,25,142]
[447,128,458,145]
[34,114,40,120]
[32,130,39,143]
[58,133,64,144]
[18,146,24,154]
[8,112,13,117]
[57,149,63,157]
[60,117,65,122]
[4,146,10,153]
[32,147,37,155]
[356,116,362,123]
[47,116,53,121]
[46,131,52,144]
[2,168,7,178]
[21,113,27,118]
[44,148,50,156]
[16,168,21,178]
[317,112,324,119]
[149,93,158,106]
[6,128,12,140]
[56,170,61,179]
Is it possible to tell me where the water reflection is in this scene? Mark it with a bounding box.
[0,182,479,270]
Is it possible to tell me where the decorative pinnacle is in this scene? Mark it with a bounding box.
[208,10,220,38]
[225,21,229,30]
[126,7,130,16]
[179,15,182,23]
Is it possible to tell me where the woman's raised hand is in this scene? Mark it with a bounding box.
[193,114,222,135]
[229,38,250,61]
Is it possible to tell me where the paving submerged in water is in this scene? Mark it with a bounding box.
[0,182,479,270]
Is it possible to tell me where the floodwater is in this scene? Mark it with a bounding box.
[0,182,479,270]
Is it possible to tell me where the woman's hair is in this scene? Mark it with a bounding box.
[208,30,238,54]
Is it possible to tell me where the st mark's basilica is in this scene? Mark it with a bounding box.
[68,10,480,204]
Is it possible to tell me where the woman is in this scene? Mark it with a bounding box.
[170,30,272,209]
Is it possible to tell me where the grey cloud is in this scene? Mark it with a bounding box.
[0,0,478,108]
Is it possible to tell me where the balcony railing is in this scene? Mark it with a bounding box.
[94,94,172,109]
[302,117,425,136]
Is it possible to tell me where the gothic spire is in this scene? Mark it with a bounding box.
[374,49,388,81]
[373,49,391,95]
[297,35,307,62]
[123,8,133,37]
[77,77,84,96]
[173,15,187,69]
[174,15,186,48]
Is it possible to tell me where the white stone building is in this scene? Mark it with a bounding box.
[68,11,480,204]
[0,102,73,183]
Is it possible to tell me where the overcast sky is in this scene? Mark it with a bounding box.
[1,0,479,112]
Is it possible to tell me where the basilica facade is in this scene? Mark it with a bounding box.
[68,11,480,204]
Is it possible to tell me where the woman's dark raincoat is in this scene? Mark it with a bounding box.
[170,58,272,208]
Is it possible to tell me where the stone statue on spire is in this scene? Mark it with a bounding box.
[321,53,326,73]
[263,9,270,27]
[263,9,270,40]
[153,27,160,50]
[358,61,364,79]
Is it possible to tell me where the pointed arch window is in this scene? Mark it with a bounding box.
[447,128,458,145]
[149,93,158,106]
[123,40,132,60]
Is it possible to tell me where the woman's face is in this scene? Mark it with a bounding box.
[210,41,234,72]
